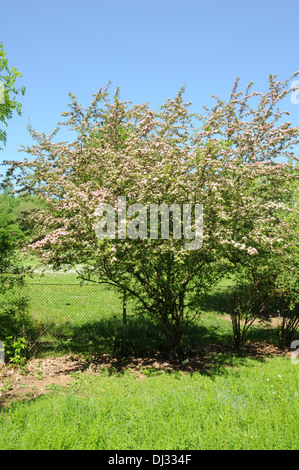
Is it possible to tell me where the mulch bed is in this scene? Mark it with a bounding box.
[0,341,290,407]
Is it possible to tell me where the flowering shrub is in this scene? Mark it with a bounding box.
[6,74,299,361]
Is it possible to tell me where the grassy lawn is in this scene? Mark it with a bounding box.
[0,356,298,450]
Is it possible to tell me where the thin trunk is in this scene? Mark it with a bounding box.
[121,290,127,354]
[160,296,184,363]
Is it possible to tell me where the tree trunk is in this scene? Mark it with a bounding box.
[160,300,184,363]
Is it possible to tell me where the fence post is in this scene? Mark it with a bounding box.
[0,341,5,364]
[121,290,127,354]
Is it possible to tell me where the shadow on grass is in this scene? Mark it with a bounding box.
[201,288,231,314]
[27,312,234,359]
[25,310,288,379]
[26,314,164,358]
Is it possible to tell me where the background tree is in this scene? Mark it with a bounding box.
[0,185,31,362]
[0,45,27,362]
[0,42,25,149]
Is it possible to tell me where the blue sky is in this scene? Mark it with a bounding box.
[1,0,299,176]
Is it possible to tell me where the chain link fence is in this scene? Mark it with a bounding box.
[23,281,133,358]
[22,281,238,359]
[2,278,291,362]
[1,280,238,361]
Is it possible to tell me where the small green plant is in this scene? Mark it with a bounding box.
[141,367,163,377]
[0,379,13,392]
[4,336,27,365]
[45,383,65,391]
[34,370,45,380]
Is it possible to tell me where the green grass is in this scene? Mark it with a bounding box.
[0,356,298,450]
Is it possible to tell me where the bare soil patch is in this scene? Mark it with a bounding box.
[222,314,283,327]
[0,342,290,407]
